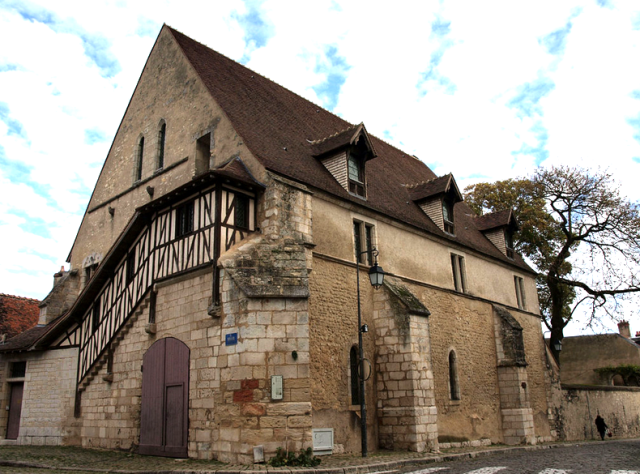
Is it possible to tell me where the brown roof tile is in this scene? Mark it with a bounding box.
[0,325,49,352]
[214,156,265,188]
[406,174,461,202]
[475,209,518,231]
[0,294,40,340]
[167,26,533,273]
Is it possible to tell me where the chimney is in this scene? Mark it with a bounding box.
[618,321,631,338]
[53,265,65,286]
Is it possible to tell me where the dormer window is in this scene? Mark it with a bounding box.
[407,174,463,234]
[442,199,454,234]
[474,209,519,259]
[505,230,515,259]
[348,153,365,197]
[312,123,377,200]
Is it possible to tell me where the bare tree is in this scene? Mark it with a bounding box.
[465,166,640,362]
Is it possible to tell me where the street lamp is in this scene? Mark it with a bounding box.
[553,339,562,353]
[355,248,384,457]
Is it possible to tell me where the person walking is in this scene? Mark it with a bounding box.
[595,414,608,440]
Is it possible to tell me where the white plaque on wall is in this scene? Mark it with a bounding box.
[271,375,283,400]
[312,428,334,455]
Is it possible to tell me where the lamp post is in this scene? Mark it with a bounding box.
[355,248,384,457]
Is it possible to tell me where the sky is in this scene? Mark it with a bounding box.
[1,0,639,336]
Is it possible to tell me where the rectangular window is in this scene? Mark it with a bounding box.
[348,154,365,197]
[92,299,101,333]
[505,230,515,259]
[353,220,374,264]
[126,251,136,285]
[451,253,466,293]
[514,276,526,309]
[10,361,26,378]
[195,133,211,176]
[175,201,194,238]
[234,193,249,229]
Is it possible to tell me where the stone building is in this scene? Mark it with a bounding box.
[0,26,553,461]
[559,321,640,387]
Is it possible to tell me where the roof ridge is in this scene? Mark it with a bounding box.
[0,293,40,302]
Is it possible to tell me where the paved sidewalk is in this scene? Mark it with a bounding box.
[0,440,628,474]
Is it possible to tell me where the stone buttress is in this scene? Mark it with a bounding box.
[493,305,536,445]
[373,276,439,452]
[214,174,314,463]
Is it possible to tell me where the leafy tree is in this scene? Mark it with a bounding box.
[465,167,640,362]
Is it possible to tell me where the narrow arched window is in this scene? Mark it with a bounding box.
[157,123,166,170]
[350,346,360,405]
[135,136,144,182]
[449,350,460,400]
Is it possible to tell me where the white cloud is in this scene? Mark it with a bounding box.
[1,0,639,334]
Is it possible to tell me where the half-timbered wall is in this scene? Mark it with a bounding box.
[55,185,255,385]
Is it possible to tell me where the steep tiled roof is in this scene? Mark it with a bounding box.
[167,26,533,272]
[0,294,40,340]
[475,209,518,231]
[0,325,49,352]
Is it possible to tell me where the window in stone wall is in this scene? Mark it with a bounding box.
[353,220,374,265]
[450,253,466,293]
[157,121,166,170]
[448,350,460,400]
[350,346,360,405]
[135,136,144,182]
[10,361,26,378]
[195,132,211,176]
[514,276,526,309]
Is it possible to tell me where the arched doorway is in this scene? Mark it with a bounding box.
[139,337,189,457]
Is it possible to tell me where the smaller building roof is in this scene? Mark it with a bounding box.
[475,209,518,232]
[0,325,49,352]
[406,174,462,203]
[310,123,377,159]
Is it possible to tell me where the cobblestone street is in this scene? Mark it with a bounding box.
[0,440,638,474]
[397,439,640,474]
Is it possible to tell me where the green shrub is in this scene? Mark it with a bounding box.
[267,447,321,467]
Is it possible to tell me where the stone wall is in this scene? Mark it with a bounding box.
[554,385,640,441]
[213,270,312,464]
[69,27,264,274]
[80,269,214,455]
[373,278,438,452]
[559,334,640,385]
[0,348,79,446]
[308,256,378,455]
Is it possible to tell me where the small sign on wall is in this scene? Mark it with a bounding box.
[225,333,238,346]
[312,428,334,455]
[271,375,283,400]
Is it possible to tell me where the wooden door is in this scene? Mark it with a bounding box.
[139,338,189,457]
[6,383,24,440]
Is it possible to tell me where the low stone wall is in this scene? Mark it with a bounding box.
[555,384,640,441]
[15,348,79,446]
